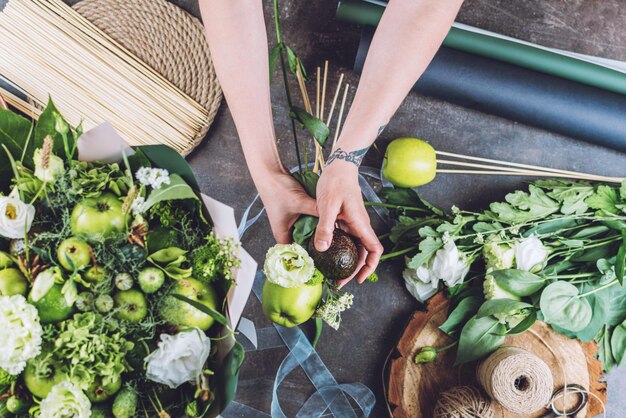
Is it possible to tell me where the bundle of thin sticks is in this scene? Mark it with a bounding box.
[0,0,208,154]
[295,61,623,184]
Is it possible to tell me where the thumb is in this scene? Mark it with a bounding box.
[314,201,340,252]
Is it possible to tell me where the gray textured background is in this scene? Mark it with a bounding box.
[37,0,626,416]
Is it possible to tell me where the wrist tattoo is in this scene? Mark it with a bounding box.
[326,147,369,167]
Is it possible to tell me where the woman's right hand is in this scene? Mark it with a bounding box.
[257,169,318,244]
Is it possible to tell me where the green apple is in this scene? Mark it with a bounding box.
[23,359,65,398]
[86,376,122,403]
[57,237,91,271]
[159,278,218,331]
[28,283,73,324]
[114,290,148,323]
[0,251,14,269]
[84,266,108,284]
[262,281,323,328]
[6,396,29,414]
[0,268,28,296]
[138,267,165,294]
[70,193,128,241]
[383,137,437,188]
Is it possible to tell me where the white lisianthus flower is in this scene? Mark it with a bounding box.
[0,196,35,239]
[483,238,515,271]
[33,147,65,183]
[40,381,91,418]
[431,241,470,287]
[403,266,439,303]
[145,329,211,389]
[0,295,43,375]
[264,243,314,288]
[514,236,549,272]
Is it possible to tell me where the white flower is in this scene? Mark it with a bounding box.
[403,241,470,303]
[130,196,146,216]
[145,329,211,389]
[0,295,43,375]
[33,148,65,183]
[40,381,91,418]
[136,167,171,189]
[0,196,35,239]
[264,243,314,288]
[514,236,549,272]
[483,238,515,271]
[315,291,354,330]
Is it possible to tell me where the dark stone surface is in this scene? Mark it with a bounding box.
[65,0,626,416]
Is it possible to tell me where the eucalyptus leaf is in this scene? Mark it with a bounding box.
[143,174,198,211]
[611,321,626,366]
[439,295,482,338]
[491,269,545,297]
[540,281,592,332]
[455,315,506,365]
[293,216,318,246]
[290,107,329,147]
[476,299,533,319]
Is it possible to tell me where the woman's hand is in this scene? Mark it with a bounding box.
[314,161,383,287]
[257,168,318,244]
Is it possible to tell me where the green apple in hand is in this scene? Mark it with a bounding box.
[262,281,323,328]
[383,137,437,188]
[71,193,128,241]
[57,237,91,271]
[159,278,218,331]
[0,268,28,296]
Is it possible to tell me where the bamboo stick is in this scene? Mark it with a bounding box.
[332,84,350,149]
[437,169,622,182]
[325,73,344,127]
[320,60,329,121]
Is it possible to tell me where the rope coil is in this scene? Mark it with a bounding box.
[433,386,495,418]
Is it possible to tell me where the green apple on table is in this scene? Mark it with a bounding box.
[159,277,218,331]
[383,137,437,188]
[70,193,128,242]
[262,281,323,328]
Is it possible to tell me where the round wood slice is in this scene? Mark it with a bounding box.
[387,293,607,418]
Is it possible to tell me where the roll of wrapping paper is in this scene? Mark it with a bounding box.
[355,26,626,152]
[337,0,626,96]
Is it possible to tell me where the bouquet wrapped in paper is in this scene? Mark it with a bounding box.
[0,99,256,417]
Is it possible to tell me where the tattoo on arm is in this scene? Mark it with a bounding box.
[325,147,369,167]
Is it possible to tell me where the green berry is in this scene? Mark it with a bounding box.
[112,388,138,418]
[138,267,165,294]
[6,396,29,414]
[115,273,134,291]
[75,292,94,312]
[95,294,114,313]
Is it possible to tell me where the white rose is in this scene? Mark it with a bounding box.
[0,196,35,239]
[263,243,314,288]
[33,147,65,183]
[403,266,439,303]
[431,241,470,287]
[514,236,549,272]
[0,295,43,375]
[145,329,211,389]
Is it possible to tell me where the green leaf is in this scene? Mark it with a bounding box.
[34,98,76,162]
[0,108,34,191]
[381,188,443,215]
[455,315,506,365]
[574,286,609,342]
[570,225,610,239]
[533,180,594,215]
[407,236,442,270]
[171,294,229,327]
[292,169,319,198]
[522,219,579,237]
[292,215,318,246]
[621,180,626,200]
[540,281,592,332]
[586,185,620,214]
[290,107,329,147]
[312,317,323,348]
[476,299,533,318]
[143,174,198,211]
[138,145,200,190]
[491,269,545,297]
[616,231,626,286]
[285,45,298,74]
[148,247,187,264]
[489,185,560,223]
[207,341,245,416]
[269,44,282,81]
[607,286,626,326]
[439,295,482,338]
[507,310,537,335]
[598,326,615,372]
[611,321,626,366]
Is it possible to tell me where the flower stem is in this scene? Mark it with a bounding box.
[380,244,420,261]
[436,341,458,353]
[578,279,620,298]
[364,201,431,213]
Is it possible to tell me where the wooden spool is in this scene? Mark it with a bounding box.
[386,293,607,418]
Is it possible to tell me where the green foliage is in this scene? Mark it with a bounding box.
[439,295,482,338]
[290,107,329,147]
[491,269,545,297]
[293,170,319,198]
[293,215,318,246]
[540,281,592,332]
[586,185,620,214]
[455,315,506,365]
[68,161,130,198]
[306,268,325,286]
[190,234,241,284]
[406,236,443,270]
[143,174,198,211]
[489,185,560,223]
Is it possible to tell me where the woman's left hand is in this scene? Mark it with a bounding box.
[314,160,383,287]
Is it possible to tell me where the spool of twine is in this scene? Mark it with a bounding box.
[433,386,495,418]
[477,347,553,415]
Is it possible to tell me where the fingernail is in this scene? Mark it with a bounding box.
[316,241,330,251]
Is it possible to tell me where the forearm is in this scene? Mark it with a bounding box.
[336,0,463,153]
[199,0,285,188]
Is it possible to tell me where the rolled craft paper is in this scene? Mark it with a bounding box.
[338,0,626,95]
[355,26,626,152]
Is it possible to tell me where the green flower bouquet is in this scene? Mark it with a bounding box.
[0,99,256,417]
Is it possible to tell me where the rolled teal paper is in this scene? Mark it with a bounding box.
[337,0,626,96]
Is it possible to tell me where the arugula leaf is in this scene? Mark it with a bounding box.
[407,236,442,270]
[586,185,620,214]
[621,180,626,200]
[534,180,594,215]
[489,185,559,223]
[439,295,482,338]
[290,107,329,147]
[455,315,506,365]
